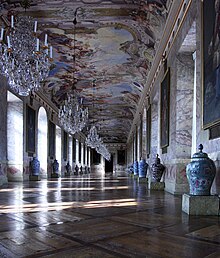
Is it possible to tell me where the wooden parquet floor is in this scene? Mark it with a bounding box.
[0,173,219,258]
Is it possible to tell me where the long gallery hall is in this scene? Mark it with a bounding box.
[0,0,220,257]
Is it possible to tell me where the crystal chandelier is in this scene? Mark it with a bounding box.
[85,126,111,161]
[96,144,111,161]
[85,80,111,161]
[0,15,52,96]
[58,12,88,134]
[85,125,103,149]
[58,92,88,134]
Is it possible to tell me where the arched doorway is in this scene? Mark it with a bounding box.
[37,107,48,178]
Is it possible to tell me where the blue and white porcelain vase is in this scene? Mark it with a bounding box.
[133,160,139,176]
[138,158,148,178]
[151,154,165,182]
[52,159,59,174]
[186,144,216,195]
[30,157,40,176]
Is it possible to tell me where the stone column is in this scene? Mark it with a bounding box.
[76,139,79,165]
[85,145,88,167]
[88,147,91,167]
[68,135,72,172]
[191,51,197,156]
[164,54,194,194]
[56,126,62,173]
[137,125,141,161]
[7,95,23,181]
[142,109,147,158]
[132,135,135,163]
[134,128,138,162]
[149,98,159,163]
[81,143,84,167]
[0,76,8,185]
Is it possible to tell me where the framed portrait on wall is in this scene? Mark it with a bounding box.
[72,138,76,162]
[117,150,126,165]
[26,105,36,154]
[146,104,151,155]
[92,149,101,164]
[160,68,170,149]
[63,131,68,161]
[48,120,55,158]
[202,0,220,128]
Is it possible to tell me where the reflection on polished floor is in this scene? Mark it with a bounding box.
[0,173,219,258]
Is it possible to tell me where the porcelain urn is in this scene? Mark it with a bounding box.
[186,144,216,195]
[52,159,59,174]
[151,154,165,182]
[30,157,40,176]
[133,160,139,176]
[138,158,148,178]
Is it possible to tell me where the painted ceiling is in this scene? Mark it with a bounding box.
[1,0,169,143]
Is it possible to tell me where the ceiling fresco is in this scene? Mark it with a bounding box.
[0,0,170,143]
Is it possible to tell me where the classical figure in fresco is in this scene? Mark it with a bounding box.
[140,0,167,16]
[208,0,220,105]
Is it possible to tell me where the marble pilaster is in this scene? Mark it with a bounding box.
[0,76,8,185]
[142,109,147,158]
[164,53,194,195]
[56,126,62,175]
[68,135,73,173]
[7,98,23,182]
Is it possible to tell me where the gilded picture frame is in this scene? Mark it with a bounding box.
[160,68,170,149]
[202,0,220,128]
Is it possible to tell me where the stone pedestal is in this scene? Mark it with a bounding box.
[29,175,41,181]
[149,182,165,190]
[51,173,59,178]
[182,194,219,215]
[138,177,148,183]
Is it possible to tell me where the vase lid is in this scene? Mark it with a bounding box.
[155,154,160,164]
[192,144,208,159]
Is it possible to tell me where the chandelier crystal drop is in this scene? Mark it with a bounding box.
[58,93,89,134]
[0,15,52,96]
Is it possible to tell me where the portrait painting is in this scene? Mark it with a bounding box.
[117,150,126,165]
[160,68,170,149]
[26,105,36,154]
[72,138,76,162]
[63,131,68,161]
[48,120,56,158]
[92,149,101,164]
[203,0,220,128]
